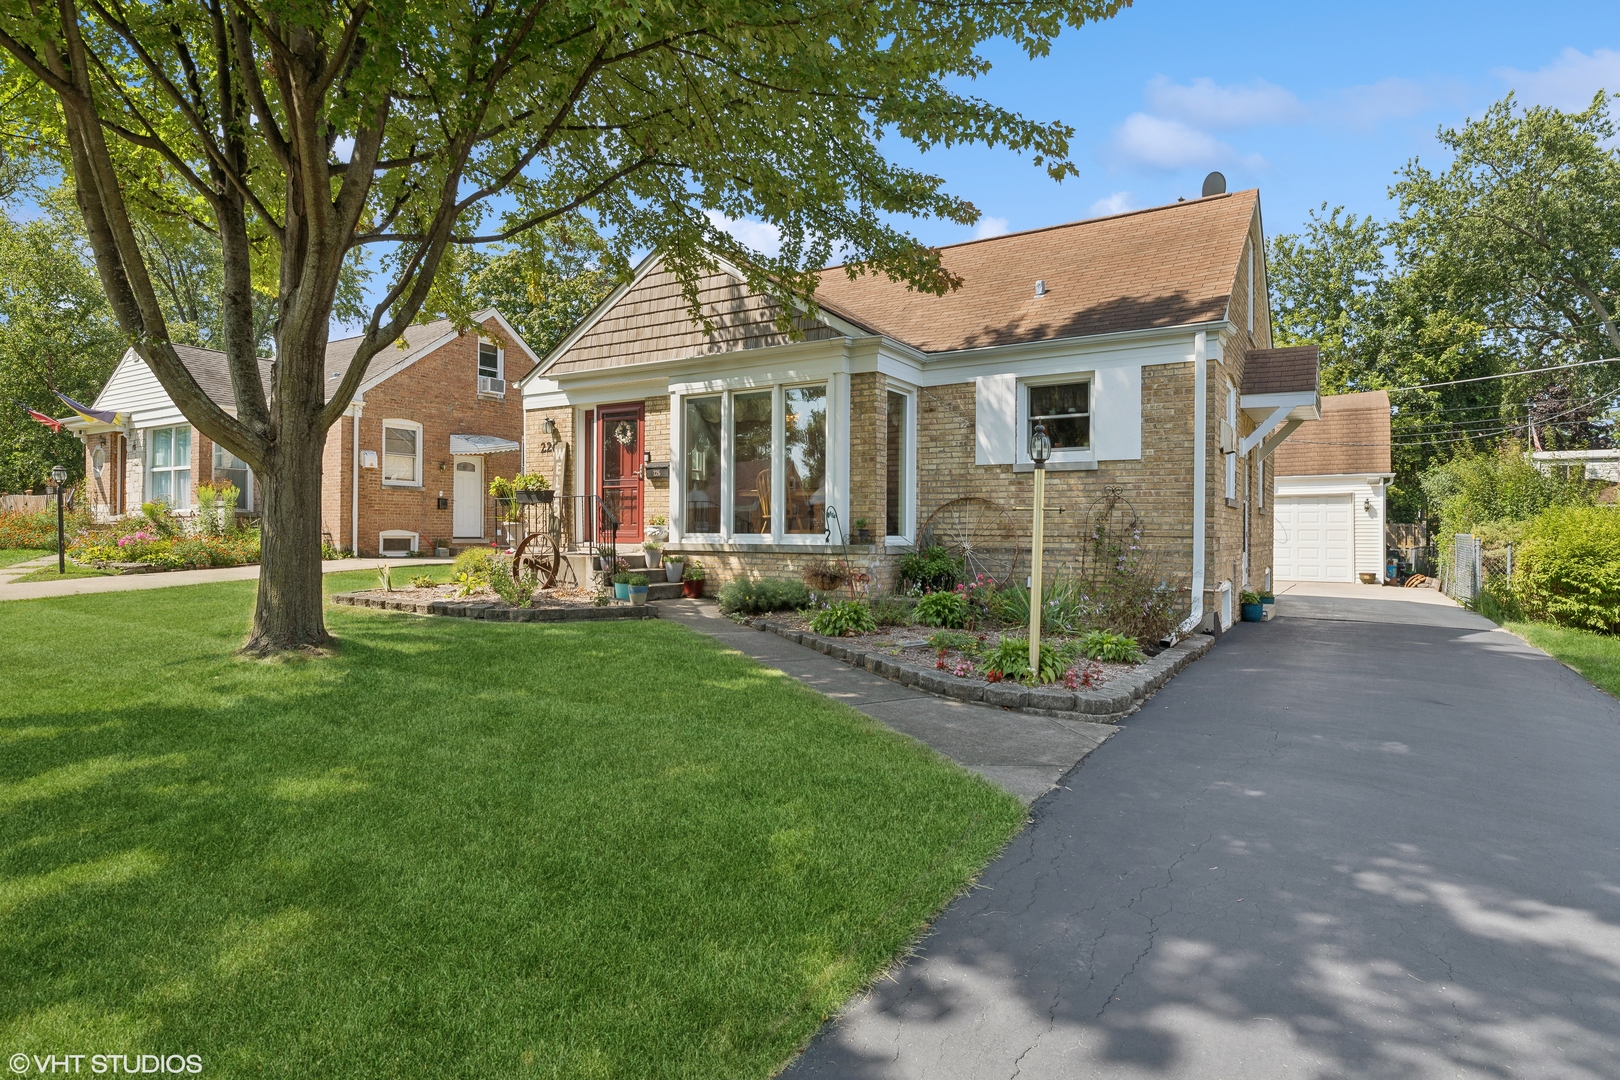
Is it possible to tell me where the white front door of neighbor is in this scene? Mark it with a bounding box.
[1275,495,1354,581]
[453,456,483,538]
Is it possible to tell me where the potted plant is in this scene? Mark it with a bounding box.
[612,568,632,601]
[1259,589,1276,621]
[643,539,662,570]
[487,475,514,522]
[433,538,450,558]
[681,559,706,599]
[663,552,685,583]
[513,473,553,504]
[1239,590,1266,623]
[854,517,872,544]
[627,572,650,606]
[645,514,669,544]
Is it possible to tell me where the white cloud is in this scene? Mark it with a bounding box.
[1087,191,1135,217]
[1110,113,1265,171]
[1328,77,1437,129]
[971,216,1010,240]
[704,210,781,258]
[1495,47,1620,111]
[1144,75,1306,129]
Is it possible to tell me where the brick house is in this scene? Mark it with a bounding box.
[521,189,1321,632]
[64,309,539,556]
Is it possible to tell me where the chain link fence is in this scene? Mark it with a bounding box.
[1443,533,1513,606]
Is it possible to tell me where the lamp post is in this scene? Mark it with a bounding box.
[1028,423,1051,674]
[50,465,68,574]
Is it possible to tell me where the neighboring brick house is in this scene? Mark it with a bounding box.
[63,309,539,556]
[1272,390,1395,582]
[521,188,1321,632]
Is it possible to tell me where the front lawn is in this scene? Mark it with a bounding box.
[0,581,1022,1078]
[10,562,115,582]
[0,548,51,569]
[1507,620,1620,699]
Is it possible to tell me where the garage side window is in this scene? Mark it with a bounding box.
[382,420,422,486]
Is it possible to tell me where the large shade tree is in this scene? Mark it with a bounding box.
[0,0,1121,651]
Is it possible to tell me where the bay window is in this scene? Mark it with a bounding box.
[679,381,831,542]
[148,425,192,509]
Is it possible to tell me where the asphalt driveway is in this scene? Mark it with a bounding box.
[787,591,1620,1078]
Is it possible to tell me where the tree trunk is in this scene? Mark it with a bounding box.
[245,434,329,653]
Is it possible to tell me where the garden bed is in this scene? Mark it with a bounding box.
[335,583,656,622]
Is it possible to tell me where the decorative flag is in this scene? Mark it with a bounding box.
[55,392,123,427]
[17,401,63,433]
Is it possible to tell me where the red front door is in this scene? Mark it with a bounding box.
[597,403,644,543]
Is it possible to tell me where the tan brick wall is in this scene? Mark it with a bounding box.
[848,372,887,542]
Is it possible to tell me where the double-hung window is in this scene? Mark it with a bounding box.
[681,382,829,541]
[382,420,422,486]
[212,444,254,510]
[478,341,504,396]
[148,425,192,509]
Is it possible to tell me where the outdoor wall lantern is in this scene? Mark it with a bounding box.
[540,416,560,452]
[50,464,69,574]
[1027,423,1051,673]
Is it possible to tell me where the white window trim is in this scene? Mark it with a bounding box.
[378,529,419,557]
[146,424,193,510]
[1225,382,1238,501]
[674,380,836,545]
[1015,373,1095,467]
[381,418,424,488]
[885,385,917,543]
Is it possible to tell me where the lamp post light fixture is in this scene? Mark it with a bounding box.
[50,464,69,574]
[1027,423,1052,674]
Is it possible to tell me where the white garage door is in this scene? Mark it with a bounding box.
[1275,495,1354,581]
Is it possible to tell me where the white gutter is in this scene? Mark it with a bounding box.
[1180,331,1208,635]
[351,401,362,556]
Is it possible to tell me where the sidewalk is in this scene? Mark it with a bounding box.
[658,598,1116,804]
[0,557,453,603]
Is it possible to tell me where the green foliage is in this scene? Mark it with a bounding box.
[69,527,261,570]
[927,631,982,656]
[982,636,1078,685]
[718,577,813,615]
[1474,577,1524,624]
[488,553,540,607]
[868,593,914,628]
[376,563,393,592]
[409,574,436,588]
[1421,445,1592,536]
[900,546,963,593]
[612,570,631,585]
[683,561,707,582]
[451,547,495,595]
[1514,506,1620,632]
[0,507,88,551]
[511,473,551,491]
[1078,630,1143,663]
[914,589,971,628]
[487,476,515,499]
[627,574,649,587]
[809,600,877,638]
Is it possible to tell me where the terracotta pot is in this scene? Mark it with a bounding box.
[682,578,705,599]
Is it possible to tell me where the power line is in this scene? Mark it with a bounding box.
[1388,356,1620,392]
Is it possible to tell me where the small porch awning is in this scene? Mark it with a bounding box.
[450,433,520,455]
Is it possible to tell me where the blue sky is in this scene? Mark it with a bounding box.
[715,0,1620,254]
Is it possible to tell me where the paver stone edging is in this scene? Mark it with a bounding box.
[333,591,657,623]
[750,619,1215,722]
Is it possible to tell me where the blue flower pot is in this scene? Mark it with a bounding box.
[1240,601,1264,622]
[614,582,630,600]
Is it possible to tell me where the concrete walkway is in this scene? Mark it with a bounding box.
[0,557,453,602]
[786,586,1620,1079]
[659,599,1115,804]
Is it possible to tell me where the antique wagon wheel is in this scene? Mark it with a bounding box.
[511,530,562,589]
[919,496,1022,587]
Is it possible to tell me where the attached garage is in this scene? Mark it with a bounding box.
[1274,494,1354,581]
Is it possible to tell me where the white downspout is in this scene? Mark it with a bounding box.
[1180,331,1208,635]
[351,402,362,556]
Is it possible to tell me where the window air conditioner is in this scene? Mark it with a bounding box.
[478,375,506,396]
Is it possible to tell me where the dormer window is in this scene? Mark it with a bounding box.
[477,340,504,397]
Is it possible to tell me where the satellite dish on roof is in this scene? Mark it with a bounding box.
[1201,171,1227,197]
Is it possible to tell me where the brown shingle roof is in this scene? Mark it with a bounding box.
[1273,391,1392,477]
[812,191,1259,353]
[1243,345,1319,395]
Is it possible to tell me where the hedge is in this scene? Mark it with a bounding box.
[1515,506,1620,633]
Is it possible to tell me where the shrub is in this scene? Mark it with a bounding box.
[868,593,914,627]
[452,546,495,579]
[0,507,90,551]
[1514,506,1620,632]
[899,545,962,592]
[718,577,813,615]
[914,589,971,628]
[808,600,876,637]
[1422,444,1592,536]
[1078,630,1143,663]
[489,553,539,607]
[982,636,1077,685]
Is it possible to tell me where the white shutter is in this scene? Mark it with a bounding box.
[974,373,1017,465]
[1091,365,1142,461]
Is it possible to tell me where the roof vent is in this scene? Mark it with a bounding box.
[1034,279,1047,298]
[1201,171,1227,197]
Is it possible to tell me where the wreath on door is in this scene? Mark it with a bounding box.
[613,420,636,448]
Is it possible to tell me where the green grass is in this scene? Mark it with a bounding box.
[0,581,1023,1078]
[0,549,52,570]
[1507,620,1620,699]
[11,562,115,582]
